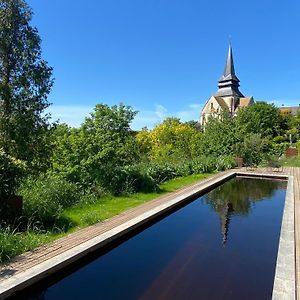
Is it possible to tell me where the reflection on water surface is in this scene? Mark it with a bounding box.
[12,177,287,300]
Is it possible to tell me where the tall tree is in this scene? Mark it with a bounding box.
[50,104,138,186]
[235,102,282,137]
[0,0,53,171]
[136,117,200,162]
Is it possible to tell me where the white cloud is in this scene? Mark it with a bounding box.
[46,102,202,130]
[131,112,161,130]
[188,103,202,109]
[268,99,300,107]
[47,105,93,127]
[175,103,201,122]
[155,104,168,121]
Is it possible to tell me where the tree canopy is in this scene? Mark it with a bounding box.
[50,104,138,187]
[136,117,201,162]
[0,0,53,172]
[235,102,282,137]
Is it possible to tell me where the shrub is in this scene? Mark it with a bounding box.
[190,155,235,173]
[18,175,82,228]
[103,165,158,195]
[173,161,193,177]
[146,162,179,184]
[0,148,27,198]
[265,140,289,157]
[191,156,216,174]
[215,155,236,171]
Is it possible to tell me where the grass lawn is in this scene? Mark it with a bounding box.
[63,173,211,228]
[0,173,212,262]
[281,156,300,167]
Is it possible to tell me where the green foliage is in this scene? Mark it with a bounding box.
[0,0,53,172]
[233,134,264,165]
[184,120,202,131]
[197,113,242,157]
[241,134,264,165]
[0,148,26,197]
[191,155,235,173]
[102,165,158,195]
[19,175,82,229]
[0,225,51,263]
[146,162,181,183]
[235,102,282,137]
[136,117,201,162]
[297,140,300,154]
[282,155,300,167]
[1,173,212,262]
[50,104,138,188]
[264,139,289,157]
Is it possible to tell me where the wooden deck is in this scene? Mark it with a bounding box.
[0,167,298,299]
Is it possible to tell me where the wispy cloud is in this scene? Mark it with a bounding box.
[47,102,202,130]
[175,103,202,122]
[47,105,93,127]
[155,104,168,121]
[268,99,300,107]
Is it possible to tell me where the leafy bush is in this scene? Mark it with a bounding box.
[103,165,158,195]
[18,175,82,228]
[215,155,236,171]
[50,104,139,188]
[173,161,193,177]
[0,148,27,198]
[146,162,179,183]
[241,134,264,165]
[265,140,289,157]
[190,155,235,173]
[191,156,217,173]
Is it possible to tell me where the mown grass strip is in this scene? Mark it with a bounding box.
[0,173,211,262]
[281,156,300,167]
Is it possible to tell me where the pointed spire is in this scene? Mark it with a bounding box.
[214,44,244,98]
[222,45,238,81]
[219,202,234,246]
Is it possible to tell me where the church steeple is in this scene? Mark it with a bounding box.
[215,45,244,97]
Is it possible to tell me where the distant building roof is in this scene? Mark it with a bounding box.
[239,97,253,107]
[213,96,228,109]
[279,106,300,116]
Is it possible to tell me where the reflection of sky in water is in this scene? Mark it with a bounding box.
[15,177,287,300]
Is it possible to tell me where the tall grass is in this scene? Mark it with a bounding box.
[0,156,236,263]
[0,173,211,262]
[0,223,53,263]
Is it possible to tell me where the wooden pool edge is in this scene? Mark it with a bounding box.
[0,171,236,300]
[0,170,295,300]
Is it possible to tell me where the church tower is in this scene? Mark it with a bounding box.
[215,45,244,98]
[200,45,253,127]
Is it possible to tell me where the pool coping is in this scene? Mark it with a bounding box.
[236,172,295,300]
[0,170,295,299]
[271,174,295,300]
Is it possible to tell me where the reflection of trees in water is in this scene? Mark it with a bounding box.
[202,177,286,245]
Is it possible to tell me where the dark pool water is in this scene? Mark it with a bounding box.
[16,177,287,300]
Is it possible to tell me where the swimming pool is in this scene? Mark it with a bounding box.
[11,176,287,300]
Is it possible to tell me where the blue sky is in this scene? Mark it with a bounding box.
[27,0,300,129]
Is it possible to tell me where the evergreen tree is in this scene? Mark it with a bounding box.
[0,0,53,171]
